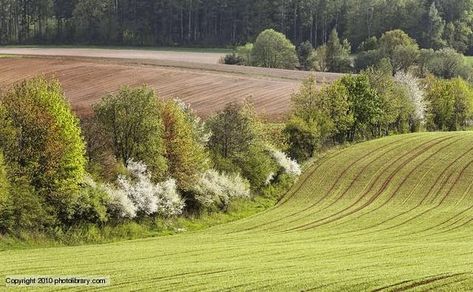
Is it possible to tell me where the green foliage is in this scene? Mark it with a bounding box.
[236,146,277,190]
[67,181,111,226]
[357,29,420,73]
[0,77,86,219]
[325,29,352,73]
[160,100,208,190]
[0,179,54,234]
[340,74,382,140]
[284,116,320,162]
[207,102,275,189]
[364,64,414,135]
[310,45,328,72]
[0,153,9,220]
[419,48,473,80]
[444,21,473,54]
[422,2,446,49]
[72,0,115,43]
[297,41,314,70]
[354,49,382,72]
[207,102,258,160]
[252,29,299,69]
[424,76,473,131]
[94,86,167,180]
[222,53,245,65]
[235,43,254,65]
[378,30,418,57]
[285,75,355,161]
[4,0,473,56]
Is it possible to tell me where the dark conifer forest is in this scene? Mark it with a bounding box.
[1,0,473,54]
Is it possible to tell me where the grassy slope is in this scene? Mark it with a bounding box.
[2,132,473,290]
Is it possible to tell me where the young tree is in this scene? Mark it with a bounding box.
[94,86,167,180]
[298,40,314,70]
[340,74,382,140]
[160,100,208,190]
[207,102,276,189]
[252,29,299,69]
[285,75,354,160]
[424,2,446,49]
[0,77,86,196]
[425,76,473,131]
[325,29,352,72]
[0,77,86,222]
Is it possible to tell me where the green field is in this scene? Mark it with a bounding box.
[2,132,473,291]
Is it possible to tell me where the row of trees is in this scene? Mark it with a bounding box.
[226,28,473,83]
[0,77,300,234]
[285,66,473,162]
[1,0,473,53]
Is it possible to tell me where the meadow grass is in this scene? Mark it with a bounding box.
[2,132,473,290]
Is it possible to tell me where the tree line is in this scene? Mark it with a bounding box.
[0,77,300,238]
[1,0,473,53]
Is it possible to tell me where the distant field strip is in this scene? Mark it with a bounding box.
[2,132,473,291]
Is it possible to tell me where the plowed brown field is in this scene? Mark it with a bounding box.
[0,54,342,119]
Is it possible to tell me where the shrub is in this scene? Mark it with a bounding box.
[103,184,137,219]
[284,116,320,162]
[270,150,302,177]
[355,50,382,71]
[117,161,185,218]
[235,43,254,65]
[192,169,250,211]
[222,53,245,65]
[207,101,276,189]
[236,146,278,190]
[252,29,298,69]
[207,102,258,161]
[80,116,121,182]
[68,177,111,226]
[419,48,473,80]
[0,179,54,234]
[424,76,473,131]
[94,86,167,180]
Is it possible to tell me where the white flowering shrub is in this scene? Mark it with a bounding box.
[84,176,137,219]
[103,184,137,219]
[193,169,250,210]
[117,161,185,218]
[117,161,159,216]
[270,150,302,176]
[154,178,185,217]
[395,71,426,123]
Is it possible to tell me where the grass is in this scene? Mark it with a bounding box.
[2,132,473,290]
[465,55,473,67]
[0,45,232,54]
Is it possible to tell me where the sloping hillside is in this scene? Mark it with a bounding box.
[2,132,473,290]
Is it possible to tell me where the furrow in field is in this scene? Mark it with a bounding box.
[374,145,473,235]
[348,138,468,234]
[287,136,452,231]
[235,138,409,233]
